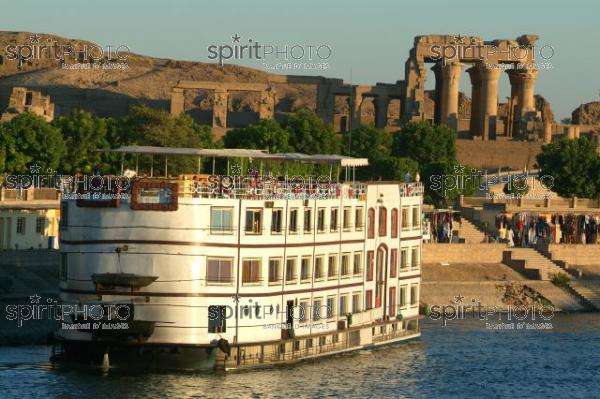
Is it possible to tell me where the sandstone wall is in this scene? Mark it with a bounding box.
[456,139,543,169]
[422,243,507,264]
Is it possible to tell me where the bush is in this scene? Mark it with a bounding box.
[551,273,571,288]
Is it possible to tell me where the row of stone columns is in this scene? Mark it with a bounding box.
[431,61,538,140]
[170,87,276,129]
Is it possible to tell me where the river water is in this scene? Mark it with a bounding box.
[0,314,598,398]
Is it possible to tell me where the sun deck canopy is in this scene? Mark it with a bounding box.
[99,146,369,167]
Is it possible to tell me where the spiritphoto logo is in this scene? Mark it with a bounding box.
[207,33,332,70]
[3,33,130,70]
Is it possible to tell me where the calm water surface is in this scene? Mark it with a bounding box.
[0,314,599,398]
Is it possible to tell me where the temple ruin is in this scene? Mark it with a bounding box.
[0,87,55,122]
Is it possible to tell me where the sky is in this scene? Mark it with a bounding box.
[0,0,598,119]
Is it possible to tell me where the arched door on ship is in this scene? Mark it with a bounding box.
[375,245,387,309]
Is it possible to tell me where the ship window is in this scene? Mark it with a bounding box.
[300,257,312,281]
[411,247,420,268]
[317,208,326,232]
[353,252,362,275]
[400,248,408,270]
[400,285,408,308]
[391,208,399,238]
[271,208,283,234]
[314,256,324,280]
[242,258,261,284]
[326,296,335,319]
[339,295,347,316]
[367,208,375,238]
[327,255,337,278]
[410,284,419,306]
[402,207,410,229]
[343,207,351,230]
[378,207,387,236]
[390,249,398,278]
[268,258,282,283]
[330,207,339,232]
[299,300,309,323]
[365,290,373,310]
[341,253,350,277]
[303,208,312,233]
[289,208,298,233]
[206,258,233,284]
[313,298,322,321]
[366,251,374,281]
[16,217,26,235]
[245,208,262,234]
[355,207,364,231]
[412,206,421,229]
[352,292,361,313]
[285,257,297,283]
[208,305,226,333]
[210,207,233,234]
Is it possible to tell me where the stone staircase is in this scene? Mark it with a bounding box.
[456,219,486,244]
[503,248,568,280]
[567,280,600,310]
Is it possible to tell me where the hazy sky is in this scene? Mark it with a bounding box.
[1,0,598,119]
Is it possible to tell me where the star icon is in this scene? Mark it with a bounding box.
[454,34,465,44]
[231,293,241,304]
[453,294,465,304]
[30,294,41,304]
[29,163,41,174]
[29,34,41,44]
[232,34,241,43]
[453,164,465,174]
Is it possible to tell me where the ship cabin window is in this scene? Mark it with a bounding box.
[343,207,352,231]
[313,298,322,321]
[367,208,375,238]
[402,207,410,230]
[352,292,361,313]
[16,217,26,235]
[327,254,338,279]
[317,208,326,233]
[341,253,351,277]
[242,258,261,285]
[410,284,419,306]
[245,208,263,234]
[271,208,283,234]
[299,300,309,323]
[210,207,233,234]
[137,186,173,204]
[268,258,282,284]
[411,247,420,269]
[314,256,325,280]
[353,252,362,275]
[391,208,399,238]
[378,207,387,237]
[303,208,312,233]
[400,248,408,270]
[300,257,312,282]
[208,305,226,333]
[330,207,339,232]
[390,249,398,278]
[35,217,45,234]
[399,285,408,308]
[289,208,298,233]
[339,294,348,316]
[365,290,373,310]
[285,258,297,283]
[412,206,421,229]
[366,251,374,281]
[206,257,233,285]
[355,207,364,231]
[326,296,335,319]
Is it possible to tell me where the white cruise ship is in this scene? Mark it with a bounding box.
[54,146,423,370]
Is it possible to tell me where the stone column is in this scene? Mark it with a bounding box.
[440,61,463,130]
[506,69,522,138]
[350,89,364,130]
[316,83,335,126]
[518,68,538,115]
[566,125,576,139]
[431,63,443,125]
[467,65,482,137]
[374,95,390,129]
[212,89,228,128]
[258,88,276,120]
[480,66,501,140]
[543,121,553,144]
[170,88,184,115]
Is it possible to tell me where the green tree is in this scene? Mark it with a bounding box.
[0,113,65,174]
[53,109,110,174]
[342,124,393,180]
[371,157,419,181]
[536,136,600,198]
[223,119,290,152]
[392,121,457,166]
[281,109,340,154]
